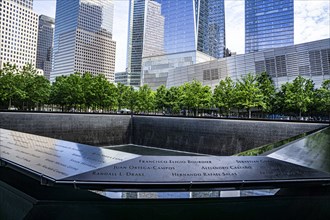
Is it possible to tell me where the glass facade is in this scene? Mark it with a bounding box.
[127,0,146,73]
[51,0,116,82]
[155,0,196,54]
[127,0,225,87]
[245,0,294,53]
[36,15,55,80]
[167,39,330,90]
[155,0,225,58]
[197,0,225,59]
[124,0,164,86]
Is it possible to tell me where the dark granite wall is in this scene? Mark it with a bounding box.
[0,112,131,146]
[132,116,327,155]
[0,113,327,155]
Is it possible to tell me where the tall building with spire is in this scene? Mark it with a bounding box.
[0,0,38,69]
[51,0,116,82]
[245,0,294,53]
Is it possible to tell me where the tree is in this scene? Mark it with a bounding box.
[137,84,154,113]
[81,72,96,111]
[116,83,131,110]
[181,80,212,116]
[49,75,70,111]
[256,72,276,113]
[18,64,50,110]
[315,79,330,119]
[213,77,236,116]
[155,84,167,112]
[236,74,265,118]
[281,76,315,118]
[166,86,183,114]
[127,86,138,113]
[0,63,23,109]
[65,73,84,109]
[93,74,117,111]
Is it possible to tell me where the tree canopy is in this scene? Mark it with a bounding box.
[1,63,329,120]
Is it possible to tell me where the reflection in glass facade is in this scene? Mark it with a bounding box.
[36,15,55,80]
[126,0,164,74]
[140,0,225,89]
[245,0,294,53]
[155,0,225,58]
[51,0,116,82]
[119,0,164,86]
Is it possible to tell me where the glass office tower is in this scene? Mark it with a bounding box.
[120,0,164,86]
[154,0,225,58]
[51,0,116,82]
[36,15,55,80]
[245,0,294,53]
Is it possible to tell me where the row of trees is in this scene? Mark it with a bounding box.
[0,63,329,119]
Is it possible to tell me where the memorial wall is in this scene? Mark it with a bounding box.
[0,112,327,155]
[1,128,329,190]
[132,116,327,155]
[0,112,132,146]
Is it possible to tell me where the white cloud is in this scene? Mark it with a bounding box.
[294,0,330,44]
[113,1,129,72]
[225,0,245,54]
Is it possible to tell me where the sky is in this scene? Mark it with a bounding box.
[33,0,330,72]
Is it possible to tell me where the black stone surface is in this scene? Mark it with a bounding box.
[0,129,138,180]
[267,127,330,173]
[0,112,327,156]
[1,128,330,189]
[0,112,131,145]
[132,116,327,155]
[63,156,330,185]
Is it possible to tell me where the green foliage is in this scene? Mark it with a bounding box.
[137,84,155,112]
[155,84,167,111]
[181,80,212,116]
[0,63,329,119]
[116,83,132,110]
[236,73,265,118]
[213,77,236,115]
[256,72,276,113]
[281,76,315,117]
[166,86,183,114]
[0,63,50,109]
[315,79,330,116]
[127,86,138,112]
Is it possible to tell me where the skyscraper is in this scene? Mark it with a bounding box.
[122,0,225,88]
[245,0,294,53]
[119,0,164,86]
[51,0,116,82]
[141,0,225,89]
[0,0,38,69]
[154,0,225,58]
[36,15,55,80]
